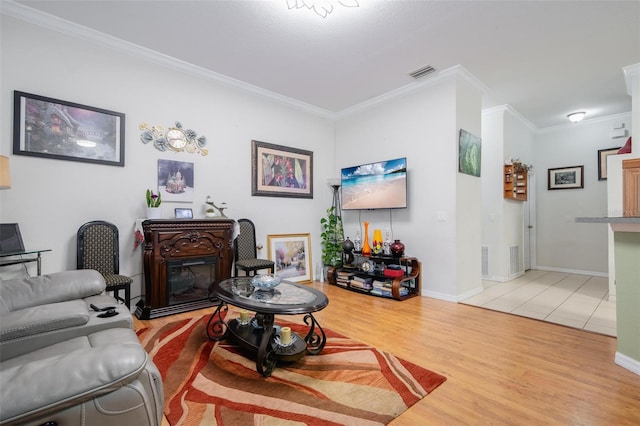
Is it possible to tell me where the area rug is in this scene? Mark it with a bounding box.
[136,311,446,425]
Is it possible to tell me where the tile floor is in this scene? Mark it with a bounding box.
[461,269,616,337]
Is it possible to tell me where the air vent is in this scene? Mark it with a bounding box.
[409,65,436,79]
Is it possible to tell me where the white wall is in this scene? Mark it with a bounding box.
[0,16,335,306]
[534,113,632,275]
[335,71,483,301]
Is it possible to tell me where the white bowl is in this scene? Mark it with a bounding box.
[251,274,281,290]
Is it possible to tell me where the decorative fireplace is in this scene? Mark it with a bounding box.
[135,219,236,319]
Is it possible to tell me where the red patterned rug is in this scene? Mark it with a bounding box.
[137,311,446,425]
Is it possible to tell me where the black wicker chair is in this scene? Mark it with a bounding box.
[77,220,132,308]
[234,219,275,277]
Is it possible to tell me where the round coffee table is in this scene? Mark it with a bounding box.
[207,277,329,377]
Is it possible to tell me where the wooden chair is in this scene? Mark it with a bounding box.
[234,219,275,277]
[77,221,132,308]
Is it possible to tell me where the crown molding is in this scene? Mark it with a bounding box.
[1,0,334,119]
[335,64,490,119]
[482,105,537,131]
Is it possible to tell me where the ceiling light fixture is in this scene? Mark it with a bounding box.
[567,112,586,123]
[286,0,359,18]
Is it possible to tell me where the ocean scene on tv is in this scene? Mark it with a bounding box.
[341,158,407,210]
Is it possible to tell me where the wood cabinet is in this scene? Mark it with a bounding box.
[504,165,528,201]
[622,158,640,217]
[326,255,421,301]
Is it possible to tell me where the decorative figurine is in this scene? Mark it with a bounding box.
[383,229,392,256]
[205,196,228,218]
[353,229,362,252]
[342,237,355,267]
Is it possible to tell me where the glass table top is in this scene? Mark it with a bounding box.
[213,277,329,314]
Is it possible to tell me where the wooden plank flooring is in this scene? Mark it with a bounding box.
[134,281,640,425]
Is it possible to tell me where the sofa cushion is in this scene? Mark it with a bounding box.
[0,270,105,313]
[0,300,89,342]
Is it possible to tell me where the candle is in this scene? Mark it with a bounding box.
[280,327,291,345]
[239,310,249,323]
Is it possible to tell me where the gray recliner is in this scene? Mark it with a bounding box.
[0,270,132,361]
[0,270,164,425]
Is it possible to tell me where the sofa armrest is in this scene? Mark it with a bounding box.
[0,270,106,312]
[0,300,89,342]
[0,330,149,424]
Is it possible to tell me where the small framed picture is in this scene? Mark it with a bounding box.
[267,233,312,283]
[597,147,620,181]
[174,208,193,219]
[548,165,584,190]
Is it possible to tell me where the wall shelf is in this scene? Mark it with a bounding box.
[504,164,528,201]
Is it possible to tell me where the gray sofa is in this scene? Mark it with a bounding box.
[0,270,164,425]
[0,269,132,360]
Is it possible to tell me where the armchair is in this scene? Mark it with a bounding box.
[0,270,132,361]
[0,327,164,426]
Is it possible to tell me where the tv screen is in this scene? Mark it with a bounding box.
[341,157,407,210]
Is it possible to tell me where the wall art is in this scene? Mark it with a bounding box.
[252,140,313,198]
[458,129,481,177]
[597,147,621,181]
[13,91,125,166]
[548,165,584,190]
[140,121,208,156]
[267,233,312,283]
[158,159,194,202]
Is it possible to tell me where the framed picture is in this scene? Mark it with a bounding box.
[158,159,194,202]
[13,91,125,167]
[267,233,312,283]
[548,165,584,190]
[458,128,481,177]
[597,147,621,181]
[174,208,193,219]
[252,140,313,198]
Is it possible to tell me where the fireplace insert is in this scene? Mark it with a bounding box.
[166,257,217,306]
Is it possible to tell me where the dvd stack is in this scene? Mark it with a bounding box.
[336,270,353,287]
[349,275,373,291]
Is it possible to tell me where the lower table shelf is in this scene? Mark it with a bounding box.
[326,256,421,301]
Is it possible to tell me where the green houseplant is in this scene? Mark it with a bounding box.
[320,206,344,267]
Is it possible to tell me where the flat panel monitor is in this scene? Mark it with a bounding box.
[0,223,25,254]
[341,157,407,210]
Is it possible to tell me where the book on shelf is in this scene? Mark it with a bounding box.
[349,279,373,290]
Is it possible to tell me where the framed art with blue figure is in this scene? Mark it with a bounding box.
[251,140,313,199]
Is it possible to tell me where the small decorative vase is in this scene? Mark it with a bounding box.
[390,239,405,257]
[147,207,162,219]
[361,222,371,256]
[372,229,383,255]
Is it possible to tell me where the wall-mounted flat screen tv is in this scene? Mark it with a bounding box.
[341,157,407,210]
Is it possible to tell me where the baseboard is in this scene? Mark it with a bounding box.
[534,265,608,278]
[421,289,458,303]
[615,352,640,376]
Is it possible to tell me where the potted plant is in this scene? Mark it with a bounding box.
[146,189,162,219]
[320,205,344,268]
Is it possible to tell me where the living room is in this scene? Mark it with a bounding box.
[1,1,639,424]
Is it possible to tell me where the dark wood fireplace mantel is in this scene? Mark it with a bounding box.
[135,219,236,319]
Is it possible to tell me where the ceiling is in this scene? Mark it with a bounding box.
[8,0,640,128]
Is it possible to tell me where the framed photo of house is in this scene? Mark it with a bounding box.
[252,140,313,198]
[13,91,125,167]
[267,233,312,283]
[548,165,584,190]
[597,147,620,181]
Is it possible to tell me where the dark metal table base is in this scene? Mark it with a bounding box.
[206,302,327,377]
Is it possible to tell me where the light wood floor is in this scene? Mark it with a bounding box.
[134,281,640,425]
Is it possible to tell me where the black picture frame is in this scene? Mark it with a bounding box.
[548,165,584,190]
[597,147,621,181]
[251,140,313,198]
[13,91,125,167]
